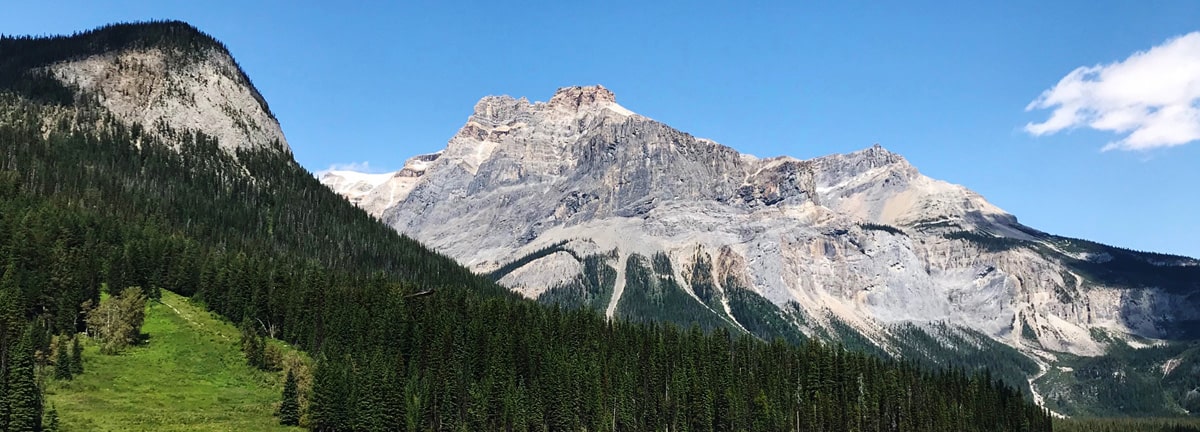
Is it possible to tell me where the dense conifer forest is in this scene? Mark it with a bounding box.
[0,22,1056,431]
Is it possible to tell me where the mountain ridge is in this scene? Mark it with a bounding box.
[322,84,1200,416]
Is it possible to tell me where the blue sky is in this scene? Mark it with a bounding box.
[3,1,1199,257]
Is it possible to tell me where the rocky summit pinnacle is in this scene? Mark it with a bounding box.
[321,86,1200,411]
[548,85,618,110]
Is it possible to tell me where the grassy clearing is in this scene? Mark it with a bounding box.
[45,290,302,432]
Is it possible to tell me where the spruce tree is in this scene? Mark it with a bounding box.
[309,359,345,431]
[0,262,25,348]
[280,369,300,426]
[53,337,72,380]
[104,248,127,296]
[69,336,83,375]
[7,327,41,432]
[239,318,265,369]
[0,373,9,431]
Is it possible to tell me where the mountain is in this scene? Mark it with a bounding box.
[319,152,440,217]
[1,21,1053,431]
[1,21,287,154]
[323,84,1200,416]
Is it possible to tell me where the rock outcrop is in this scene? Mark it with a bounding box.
[45,24,289,154]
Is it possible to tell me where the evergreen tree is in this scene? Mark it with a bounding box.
[0,362,8,431]
[53,337,72,380]
[104,247,128,296]
[309,358,347,431]
[280,369,300,426]
[240,318,266,370]
[0,261,25,349]
[69,336,83,375]
[6,327,41,432]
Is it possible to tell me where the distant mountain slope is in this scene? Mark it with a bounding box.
[319,151,439,217]
[324,85,1200,416]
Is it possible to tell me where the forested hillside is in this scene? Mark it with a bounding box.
[0,21,1052,431]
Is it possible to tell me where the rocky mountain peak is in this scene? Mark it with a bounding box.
[548,85,617,111]
[811,143,914,186]
[465,85,634,132]
[320,85,1200,417]
[842,143,907,168]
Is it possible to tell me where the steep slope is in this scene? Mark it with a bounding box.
[1,21,288,154]
[326,85,1200,415]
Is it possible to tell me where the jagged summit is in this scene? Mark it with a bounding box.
[811,143,912,184]
[548,84,617,110]
[469,84,636,125]
[863,142,901,159]
[834,143,907,166]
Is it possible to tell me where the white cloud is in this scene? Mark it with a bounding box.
[1025,32,1200,151]
[316,161,378,177]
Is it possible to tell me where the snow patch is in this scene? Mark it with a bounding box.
[320,170,394,189]
[604,102,635,117]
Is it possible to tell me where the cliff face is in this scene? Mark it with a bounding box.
[325,85,1200,363]
[0,21,291,154]
[49,47,288,153]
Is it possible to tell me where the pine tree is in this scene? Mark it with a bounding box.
[69,336,83,375]
[0,372,8,431]
[7,327,41,432]
[280,369,300,426]
[309,358,346,431]
[53,337,72,380]
[239,318,265,369]
[104,247,128,296]
[0,261,26,349]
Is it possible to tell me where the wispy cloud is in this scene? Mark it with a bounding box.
[316,161,379,177]
[1025,32,1200,151]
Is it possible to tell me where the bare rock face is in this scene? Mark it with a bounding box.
[548,85,618,110]
[48,47,289,154]
[322,86,1200,365]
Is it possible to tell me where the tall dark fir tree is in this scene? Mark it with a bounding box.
[280,369,300,426]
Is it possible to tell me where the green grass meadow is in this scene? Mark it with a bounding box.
[45,290,302,431]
